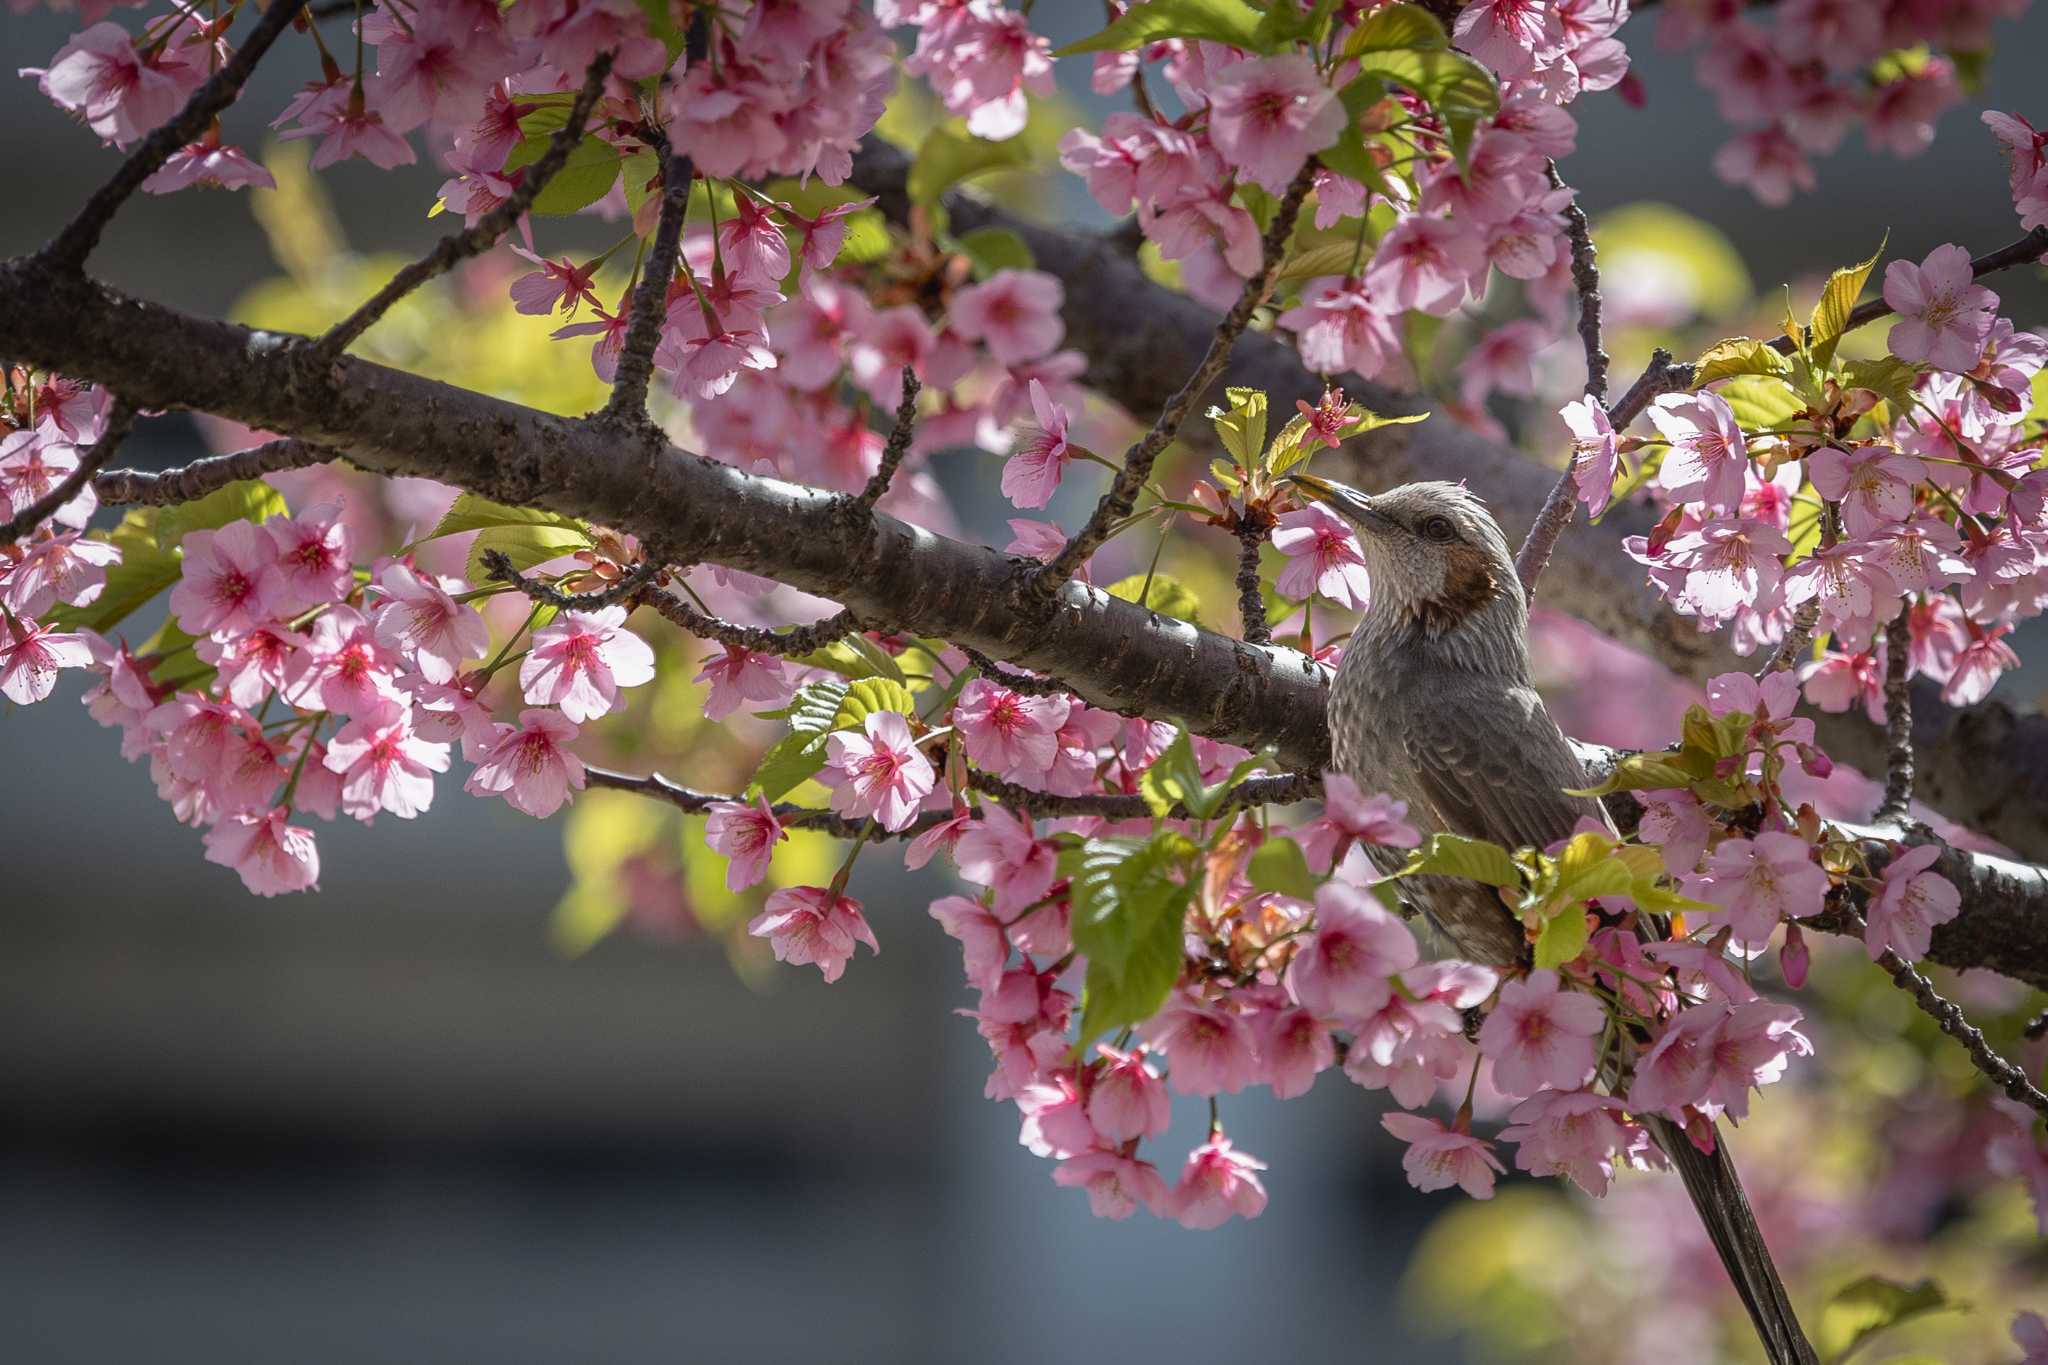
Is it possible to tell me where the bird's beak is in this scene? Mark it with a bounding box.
[1284,473,1397,535]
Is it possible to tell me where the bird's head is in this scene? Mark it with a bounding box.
[1284,474,1524,640]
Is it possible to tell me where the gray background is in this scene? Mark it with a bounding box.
[3,3,2045,1362]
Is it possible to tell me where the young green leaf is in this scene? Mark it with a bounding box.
[1341,1,1448,54]
[1397,832,1522,887]
[1247,836,1320,900]
[1207,387,1269,467]
[1808,233,1888,367]
[833,676,918,729]
[1105,572,1203,625]
[748,731,830,802]
[1816,1275,1959,1365]
[1054,0,1263,56]
[907,120,1034,205]
[1691,337,1792,388]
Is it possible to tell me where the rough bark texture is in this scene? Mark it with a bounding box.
[847,143,2048,866]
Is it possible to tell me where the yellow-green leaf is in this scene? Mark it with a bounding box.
[1055,0,1262,56]
[1808,233,1887,367]
[1816,1275,1959,1365]
[1692,337,1791,388]
[1341,2,1448,55]
[1106,572,1202,625]
[907,120,1034,205]
[1397,833,1521,887]
[1207,386,1269,467]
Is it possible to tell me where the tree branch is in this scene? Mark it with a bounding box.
[1234,517,1272,645]
[1878,610,1914,824]
[481,548,661,611]
[1763,226,2048,358]
[640,588,861,657]
[93,437,335,507]
[1036,163,1316,591]
[601,141,692,427]
[843,142,2048,864]
[315,52,614,358]
[0,397,134,543]
[850,367,920,515]
[39,0,310,271]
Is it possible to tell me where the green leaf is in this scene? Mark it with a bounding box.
[788,637,891,680]
[1067,832,1198,1046]
[907,120,1035,204]
[1567,751,1705,797]
[158,478,289,543]
[1692,337,1791,388]
[1354,48,1498,123]
[1839,355,1922,414]
[1397,833,1521,888]
[467,523,593,584]
[1717,374,1805,432]
[1316,76,1392,192]
[1248,836,1319,900]
[1138,728,1212,819]
[1817,1275,1959,1364]
[1254,0,1341,51]
[1055,0,1263,56]
[1342,2,1448,55]
[1207,386,1269,467]
[1106,572,1202,625]
[769,679,851,733]
[748,731,830,802]
[1808,233,1888,367]
[954,226,1036,278]
[1534,831,1636,917]
[505,132,622,217]
[428,492,589,540]
[1268,403,1428,477]
[834,676,918,730]
[1532,906,1590,969]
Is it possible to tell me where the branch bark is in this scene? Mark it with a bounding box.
[844,143,2048,865]
[6,253,2045,987]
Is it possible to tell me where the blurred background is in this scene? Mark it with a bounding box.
[4,3,2047,1362]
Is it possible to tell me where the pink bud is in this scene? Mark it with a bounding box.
[1780,923,1811,989]
[1798,743,1833,779]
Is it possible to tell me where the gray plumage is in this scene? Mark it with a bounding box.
[1292,474,1818,1365]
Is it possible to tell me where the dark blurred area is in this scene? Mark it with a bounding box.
[4,2,2047,1361]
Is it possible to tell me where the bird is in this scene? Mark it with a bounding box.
[1286,472,1819,1365]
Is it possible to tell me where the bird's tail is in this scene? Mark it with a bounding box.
[1647,1114,1818,1365]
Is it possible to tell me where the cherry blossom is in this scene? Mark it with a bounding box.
[1167,1134,1269,1229]
[822,709,935,832]
[1478,969,1607,1096]
[1499,1089,1642,1196]
[954,677,1070,779]
[323,699,451,822]
[1298,774,1419,873]
[1563,397,1619,517]
[1381,1114,1505,1198]
[370,563,489,685]
[1272,502,1371,609]
[464,708,586,818]
[1053,1149,1169,1221]
[1884,244,1998,372]
[705,795,788,893]
[1000,380,1073,511]
[1650,391,1750,512]
[1285,881,1418,1019]
[1204,54,1344,194]
[202,805,321,897]
[0,615,93,705]
[1863,844,1961,961]
[1682,832,1829,947]
[747,885,878,983]
[168,520,282,638]
[929,894,1008,994]
[1141,991,1261,1097]
[520,606,656,724]
[949,270,1063,367]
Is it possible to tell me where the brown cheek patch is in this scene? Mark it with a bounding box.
[1413,542,1499,634]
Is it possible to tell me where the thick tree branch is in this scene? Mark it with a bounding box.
[4,227,2048,987]
[93,437,335,506]
[0,397,133,543]
[39,0,310,271]
[844,143,2048,863]
[316,53,614,358]
[1037,163,1316,591]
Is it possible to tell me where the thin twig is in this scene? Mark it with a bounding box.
[850,367,921,513]
[1035,163,1317,592]
[1877,608,1914,823]
[481,548,661,610]
[1766,226,2048,357]
[969,767,1321,819]
[601,140,693,425]
[1757,502,1840,678]
[94,437,334,506]
[958,644,1078,698]
[1843,906,2048,1120]
[641,587,859,656]
[1549,162,1608,404]
[1234,516,1271,645]
[0,398,134,542]
[585,768,949,838]
[316,53,614,357]
[38,0,310,271]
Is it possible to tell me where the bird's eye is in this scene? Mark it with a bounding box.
[1419,515,1458,542]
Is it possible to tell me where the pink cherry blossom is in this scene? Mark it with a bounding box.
[280,93,418,171]
[1650,391,1750,511]
[955,677,1070,779]
[1477,968,1607,1096]
[464,708,586,818]
[1205,54,1344,194]
[1625,1004,1721,1117]
[33,20,202,149]
[202,805,321,897]
[1141,991,1261,1097]
[1500,1088,1642,1196]
[508,247,603,318]
[168,520,283,637]
[1298,773,1419,872]
[1783,542,1901,645]
[1272,502,1372,609]
[1884,244,1998,372]
[1985,110,2048,229]
[1381,1113,1505,1198]
[1285,880,1418,1020]
[747,885,879,983]
[1562,397,1620,517]
[823,709,935,832]
[1682,831,1828,947]
[520,606,656,724]
[323,699,450,822]
[1000,380,1073,510]
[142,139,275,194]
[1018,1072,1098,1159]
[1168,1134,1269,1229]
[1086,1044,1172,1141]
[929,893,1009,993]
[0,616,94,705]
[1806,445,1927,538]
[1713,126,1815,207]
[692,644,793,722]
[1367,214,1487,316]
[1255,1002,1335,1100]
[1052,1149,1169,1220]
[288,605,405,718]
[792,198,877,275]
[260,504,351,615]
[0,429,96,529]
[1863,843,1960,961]
[1275,277,1405,380]
[717,194,794,288]
[1455,0,1566,80]
[949,269,1064,366]
[954,803,1059,915]
[1697,999,1810,1120]
[370,562,490,684]
[705,795,788,892]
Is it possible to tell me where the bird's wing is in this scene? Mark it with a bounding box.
[1400,682,1612,850]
